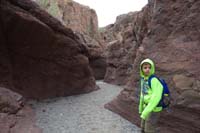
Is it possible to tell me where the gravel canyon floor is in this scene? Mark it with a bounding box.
[31,81,140,133]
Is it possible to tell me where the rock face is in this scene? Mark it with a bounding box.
[101,11,149,85]
[58,0,99,39]
[36,0,99,39]
[76,32,107,80]
[36,0,107,80]
[104,0,200,132]
[0,87,42,133]
[57,0,106,80]
[0,0,98,99]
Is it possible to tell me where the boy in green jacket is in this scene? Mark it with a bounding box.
[139,58,163,133]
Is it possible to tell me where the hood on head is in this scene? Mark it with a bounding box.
[140,58,155,78]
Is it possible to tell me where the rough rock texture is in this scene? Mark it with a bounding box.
[105,0,200,132]
[0,0,98,99]
[36,0,106,80]
[36,0,99,39]
[101,10,150,85]
[60,0,99,39]
[76,32,107,80]
[0,87,42,133]
[58,0,107,80]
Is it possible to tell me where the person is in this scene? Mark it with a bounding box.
[139,58,163,133]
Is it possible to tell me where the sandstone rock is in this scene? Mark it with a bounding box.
[36,0,99,39]
[104,0,200,132]
[101,9,150,85]
[177,90,200,107]
[0,87,41,133]
[58,0,99,39]
[0,0,97,99]
[173,74,195,90]
[0,87,23,114]
[36,0,106,80]
[9,105,42,133]
[76,32,106,80]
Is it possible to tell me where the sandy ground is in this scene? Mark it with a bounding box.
[30,81,141,133]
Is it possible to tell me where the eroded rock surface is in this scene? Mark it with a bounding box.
[0,0,97,99]
[36,0,107,80]
[0,87,42,133]
[104,0,200,132]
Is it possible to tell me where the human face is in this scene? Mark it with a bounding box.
[142,63,151,76]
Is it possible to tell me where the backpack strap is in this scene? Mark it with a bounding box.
[148,74,157,88]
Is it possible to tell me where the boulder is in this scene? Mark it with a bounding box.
[0,87,42,133]
[0,0,97,99]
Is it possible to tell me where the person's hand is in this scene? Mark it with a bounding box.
[140,112,148,120]
[140,114,146,120]
[140,109,151,120]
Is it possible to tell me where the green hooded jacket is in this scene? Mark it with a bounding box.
[139,58,163,120]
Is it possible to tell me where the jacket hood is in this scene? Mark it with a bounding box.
[140,58,155,78]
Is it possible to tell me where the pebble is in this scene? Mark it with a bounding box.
[31,81,141,133]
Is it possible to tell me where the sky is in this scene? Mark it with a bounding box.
[74,0,148,27]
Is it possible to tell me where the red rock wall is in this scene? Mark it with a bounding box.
[36,0,107,80]
[104,0,200,132]
[101,9,150,85]
[0,0,97,99]
[0,87,42,133]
